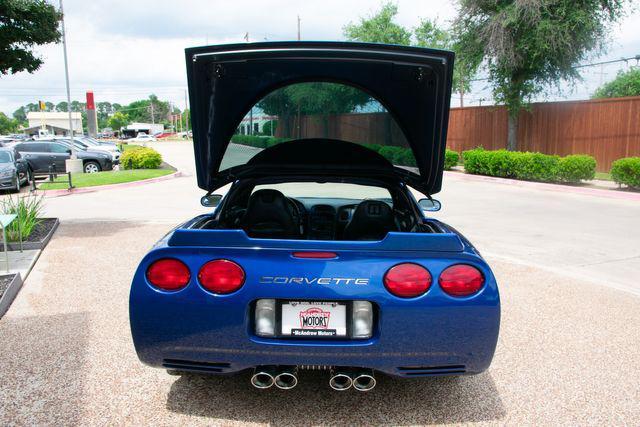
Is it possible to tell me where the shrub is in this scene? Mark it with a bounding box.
[120,146,162,169]
[462,148,595,183]
[444,149,459,170]
[557,155,596,183]
[610,157,640,188]
[230,134,268,148]
[377,146,403,164]
[512,152,559,182]
[462,148,491,175]
[0,194,43,241]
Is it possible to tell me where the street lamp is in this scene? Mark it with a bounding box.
[59,0,83,174]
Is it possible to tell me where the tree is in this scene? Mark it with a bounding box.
[122,95,170,124]
[0,0,61,75]
[593,67,640,99]
[257,83,371,137]
[12,106,27,123]
[455,0,629,150]
[55,101,68,112]
[344,3,411,45]
[44,101,54,111]
[107,111,130,131]
[414,18,477,101]
[0,112,19,133]
[344,5,477,105]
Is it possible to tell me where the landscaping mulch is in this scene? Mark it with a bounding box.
[22,218,58,243]
[0,274,14,300]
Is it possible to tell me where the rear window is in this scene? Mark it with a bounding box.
[220,82,414,171]
[253,182,391,202]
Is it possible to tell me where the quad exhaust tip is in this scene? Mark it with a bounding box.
[252,366,298,390]
[329,370,353,391]
[251,367,276,389]
[252,366,375,391]
[352,370,376,392]
[274,367,298,390]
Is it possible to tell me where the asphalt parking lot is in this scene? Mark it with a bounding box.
[1,141,639,425]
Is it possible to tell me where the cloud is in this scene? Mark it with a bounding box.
[0,0,638,116]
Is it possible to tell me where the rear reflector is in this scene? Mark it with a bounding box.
[439,264,484,297]
[146,258,190,291]
[292,252,338,259]
[383,263,432,298]
[198,259,245,294]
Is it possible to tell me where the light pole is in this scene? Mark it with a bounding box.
[59,0,83,174]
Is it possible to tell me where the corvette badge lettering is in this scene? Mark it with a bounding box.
[259,276,369,285]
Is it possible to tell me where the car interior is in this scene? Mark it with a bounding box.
[194,180,441,241]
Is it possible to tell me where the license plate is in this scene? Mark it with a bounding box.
[281,301,347,338]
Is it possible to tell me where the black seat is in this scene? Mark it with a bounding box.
[240,189,300,239]
[342,200,396,241]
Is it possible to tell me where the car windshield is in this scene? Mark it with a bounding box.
[220,81,413,172]
[253,182,391,202]
[0,151,13,163]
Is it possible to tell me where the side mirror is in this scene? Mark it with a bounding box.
[200,194,222,208]
[66,149,72,155]
[418,198,441,212]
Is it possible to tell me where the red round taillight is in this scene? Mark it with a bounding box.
[146,258,190,291]
[383,263,432,298]
[439,264,484,297]
[198,259,245,294]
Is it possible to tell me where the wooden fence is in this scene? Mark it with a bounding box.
[448,96,640,172]
[277,96,640,172]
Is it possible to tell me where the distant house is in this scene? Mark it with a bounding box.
[25,112,83,136]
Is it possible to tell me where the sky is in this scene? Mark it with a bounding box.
[1,0,640,116]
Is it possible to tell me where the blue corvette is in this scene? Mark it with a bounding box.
[130,41,500,391]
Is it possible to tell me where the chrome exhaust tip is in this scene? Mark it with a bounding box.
[329,370,353,391]
[352,370,376,392]
[274,367,298,390]
[251,367,276,389]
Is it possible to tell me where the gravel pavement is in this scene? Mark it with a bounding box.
[1,222,639,425]
[0,141,639,425]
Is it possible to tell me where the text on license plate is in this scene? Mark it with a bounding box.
[281,301,347,337]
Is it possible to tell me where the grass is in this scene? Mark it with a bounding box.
[119,143,141,151]
[594,172,612,181]
[39,169,174,190]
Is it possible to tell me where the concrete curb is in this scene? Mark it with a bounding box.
[445,171,640,201]
[41,170,182,198]
[0,273,22,319]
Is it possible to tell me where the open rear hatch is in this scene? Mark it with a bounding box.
[185,41,454,195]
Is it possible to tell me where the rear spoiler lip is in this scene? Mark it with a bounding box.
[167,229,464,252]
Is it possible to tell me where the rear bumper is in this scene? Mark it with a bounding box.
[130,248,500,378]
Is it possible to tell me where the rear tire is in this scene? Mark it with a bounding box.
[84,161,101,174]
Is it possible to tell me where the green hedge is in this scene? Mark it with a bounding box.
[558,155,596,182]
[444,150,459,170]
[611,157,640,188]
[230,134,289,149]
[231,136,461,170]
[120,146,163,169]
[462,148,597,183]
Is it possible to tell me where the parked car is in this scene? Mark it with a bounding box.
[129,42,500,391]
[130,134,157,143]
[0,147,29,192]
[53,136,121,164]
[13,140,113,174]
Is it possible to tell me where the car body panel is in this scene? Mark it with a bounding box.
[185,41,454,195]
[130,218,500,377]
